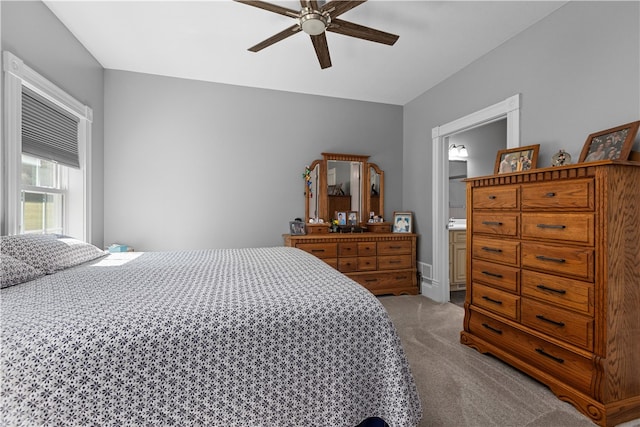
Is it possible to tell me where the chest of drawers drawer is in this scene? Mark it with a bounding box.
[471,259,520,293]
[338,242,358,257]
[472,283,520,320]
[357,242,376,256]
[521,213,594,245]
[378,254,412,270]
[348,270,415,293]
[521,179,594,210]
[521,298,593,350]
[467,309,593,395]
[521,270,594,316]
[377,240,412,255]
[473,213,519,237]
[473,185,519,209]
[296,243,337,259]
[521,242,594,281]
[472,236,520,266]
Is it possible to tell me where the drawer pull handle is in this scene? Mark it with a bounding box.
[545,192,556,198]
[482,271,503,278]
[535,348,564,364]
[488,195,497,200]
[482,323,503,335]
[482,221,503,226]
[396,276,407,280]
[311,249,325,253]
[536,284,567,295]
[481,246,503,253]
[365,278,378,282]
[389,246,402,249]
[535,315,565,327]
[481,295,503,305]
[536,255,566,263]
[537,224,567,229]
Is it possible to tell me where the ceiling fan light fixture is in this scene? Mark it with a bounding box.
[299,8,329,36]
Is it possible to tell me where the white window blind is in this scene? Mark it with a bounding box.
[21,87,80,168]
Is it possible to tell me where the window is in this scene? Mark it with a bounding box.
[2,51,92,240]
[20,155,66,234]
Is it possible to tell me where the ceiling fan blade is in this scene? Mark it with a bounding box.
[234,1,299,18]
[328,18,399,45]
[248,24,301,52]
[310,33,332,69]
[322,1,366,18]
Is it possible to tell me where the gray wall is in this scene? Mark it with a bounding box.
[403,1,640,267]
[1,0,105,247]
[104,70,403,251]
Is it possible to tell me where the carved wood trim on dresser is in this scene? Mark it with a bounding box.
[460,160,640,426]
[284,233,419,296]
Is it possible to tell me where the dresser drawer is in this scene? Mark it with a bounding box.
[521,179,594,210]
[472,236,520,266]
[338,242,358,257]
[521,242,594,281]
[473,213,519,237]
[472,185,519,210]
[357,242,376,256]
[521,270,594,316]
[472,259,520,293]
[522,213,594,246]
[521,298,593,350]
[348,271,416,292]
[467,309,593,395]
[472,283,519,320]
[357,256,377,271]
[377,240,412,255]
[296,243,337,259]
[338,257,358,273]
[378,254,412,270]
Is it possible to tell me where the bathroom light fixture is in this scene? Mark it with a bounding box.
[449,144,468,159]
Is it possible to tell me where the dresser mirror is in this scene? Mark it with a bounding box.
[304,153,383,225]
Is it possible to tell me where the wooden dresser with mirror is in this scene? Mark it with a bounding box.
[284,152,418,296]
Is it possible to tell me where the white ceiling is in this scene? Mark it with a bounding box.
[43,1,567,105]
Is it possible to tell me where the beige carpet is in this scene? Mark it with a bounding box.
[378,295,602,427]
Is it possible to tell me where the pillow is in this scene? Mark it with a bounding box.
[0,234,106,274]
[1,253,45,288]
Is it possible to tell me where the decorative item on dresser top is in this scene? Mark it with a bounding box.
[460,159,640,427]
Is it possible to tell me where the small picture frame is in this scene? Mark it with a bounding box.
[392,211,413,233]
[578,121,640,163]
[347,211,358,226]
[289,221,306,236]
[494,144,539,174]
[335,211,347,225]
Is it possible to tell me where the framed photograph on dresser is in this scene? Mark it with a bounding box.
[494,144,539,174]
[347,211,358,226]
[289,221,306,236]
[579,120,640,163]
[392,211,413,233]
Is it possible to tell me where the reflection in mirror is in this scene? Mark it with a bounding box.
[327,160,362,222]
[367,163,384,221]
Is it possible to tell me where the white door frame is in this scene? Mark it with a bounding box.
[423,94,521,302]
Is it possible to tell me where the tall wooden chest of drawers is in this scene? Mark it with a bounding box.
[460,161,640,427]
[283,233,419,296]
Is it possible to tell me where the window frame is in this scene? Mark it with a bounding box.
[2,51,92,240]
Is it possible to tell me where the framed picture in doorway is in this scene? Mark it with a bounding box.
[578,121,639,163]
[494,144,539,174]
[392,211,413,233]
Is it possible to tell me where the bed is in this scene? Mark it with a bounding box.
[1,234,422,426]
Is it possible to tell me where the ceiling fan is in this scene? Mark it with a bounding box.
[235,0,399,69]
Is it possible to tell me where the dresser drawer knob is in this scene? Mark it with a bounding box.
[482,221,503,226]
[482,271,503,278]
[536,224,566,229]
[535,348,564,364]
[488,195,497,199]
[545,192,556,198]
[481,246,503,253]
[535,315,565,327]
[482,323,503,335]
[536,284,566,295]
[481,295,503,305]
[535,255,566,263]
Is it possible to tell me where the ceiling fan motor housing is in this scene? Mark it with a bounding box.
[299,7,331,35]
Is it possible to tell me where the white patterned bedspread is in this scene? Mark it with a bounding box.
[1,247,421,426]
